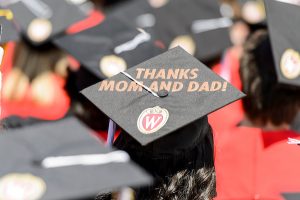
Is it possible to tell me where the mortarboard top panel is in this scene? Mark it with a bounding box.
[3,0,86,45]
[282,193,300,200]
[265,0,300,86]
[0,117,152,200]
[54,15,164,80]
[103,0,232,61]
[0,16,20,44]
[81,47,245,145]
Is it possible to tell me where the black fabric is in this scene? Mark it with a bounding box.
[0,17,20,44]
[81,47,245,145]
[114,117,214,177]
[0,118,152,200]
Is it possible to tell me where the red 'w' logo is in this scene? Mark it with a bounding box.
[142,114,163,131]
[137,106,169,134]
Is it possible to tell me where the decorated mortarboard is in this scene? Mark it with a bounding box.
[54,15,164,80]
[282,193,300,200]
[0,117,152,200]
[1,0,86,45]
[265,0,300,86]
[0,9,20,44]
[81,47,245,145]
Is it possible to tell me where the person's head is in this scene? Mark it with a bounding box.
[240,30,300,127]
[110,116,216,200]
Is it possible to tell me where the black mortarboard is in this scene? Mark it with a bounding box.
[54,15,164,80]
[0,118,152,199]
[143,0,232,61]
[2,0,86,45]
[282,193,300,200]
[101,0,231,61]
[265,0,300,86]
[0,14,20,44]
[81,47,245,145]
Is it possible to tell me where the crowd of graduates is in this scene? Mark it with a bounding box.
[1,0,300,199]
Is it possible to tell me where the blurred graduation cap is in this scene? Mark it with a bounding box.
[81,47,245,145]
[0,10,20,44]
[54,15,164,80]
[265,0,300,86]
[107,0,232,61]
[0,117,152,199]
[1,0,86,45]
[282,193,300,200]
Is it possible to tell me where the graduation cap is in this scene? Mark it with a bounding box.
[0,117,152,199]
[54,15,164,80]
[265,0,300,86]
[81,47,245,145]
[1,0,86,45]
[146,0,232,61]
[0,10,20,44]
[103,0,232,61]
[282,193,300,200]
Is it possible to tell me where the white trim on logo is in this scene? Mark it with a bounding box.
[137,106,169,134]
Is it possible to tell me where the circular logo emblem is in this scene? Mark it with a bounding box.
[242,1,266,24]
[137,106,169,134]
[169,35,196,56]
[99,55,127,78]
[148,0,169,8]
[0,173,46,200]
[280,49,300,79]
[27,18,52,43]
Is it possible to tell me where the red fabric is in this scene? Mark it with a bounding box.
[66,10,105,35]
[215,127,300,200]
[1,74,70,120]
[209,49,244,133]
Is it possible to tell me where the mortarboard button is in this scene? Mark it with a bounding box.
[81,47,245,145]
[157,89,168,97]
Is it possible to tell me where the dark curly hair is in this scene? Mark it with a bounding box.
[96,117,216,200]
[240,30,300,126]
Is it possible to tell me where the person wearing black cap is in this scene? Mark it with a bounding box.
[109,117,216,200]
[240,30,300,129]
[81,47,244,199]
[215,2,300,196]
